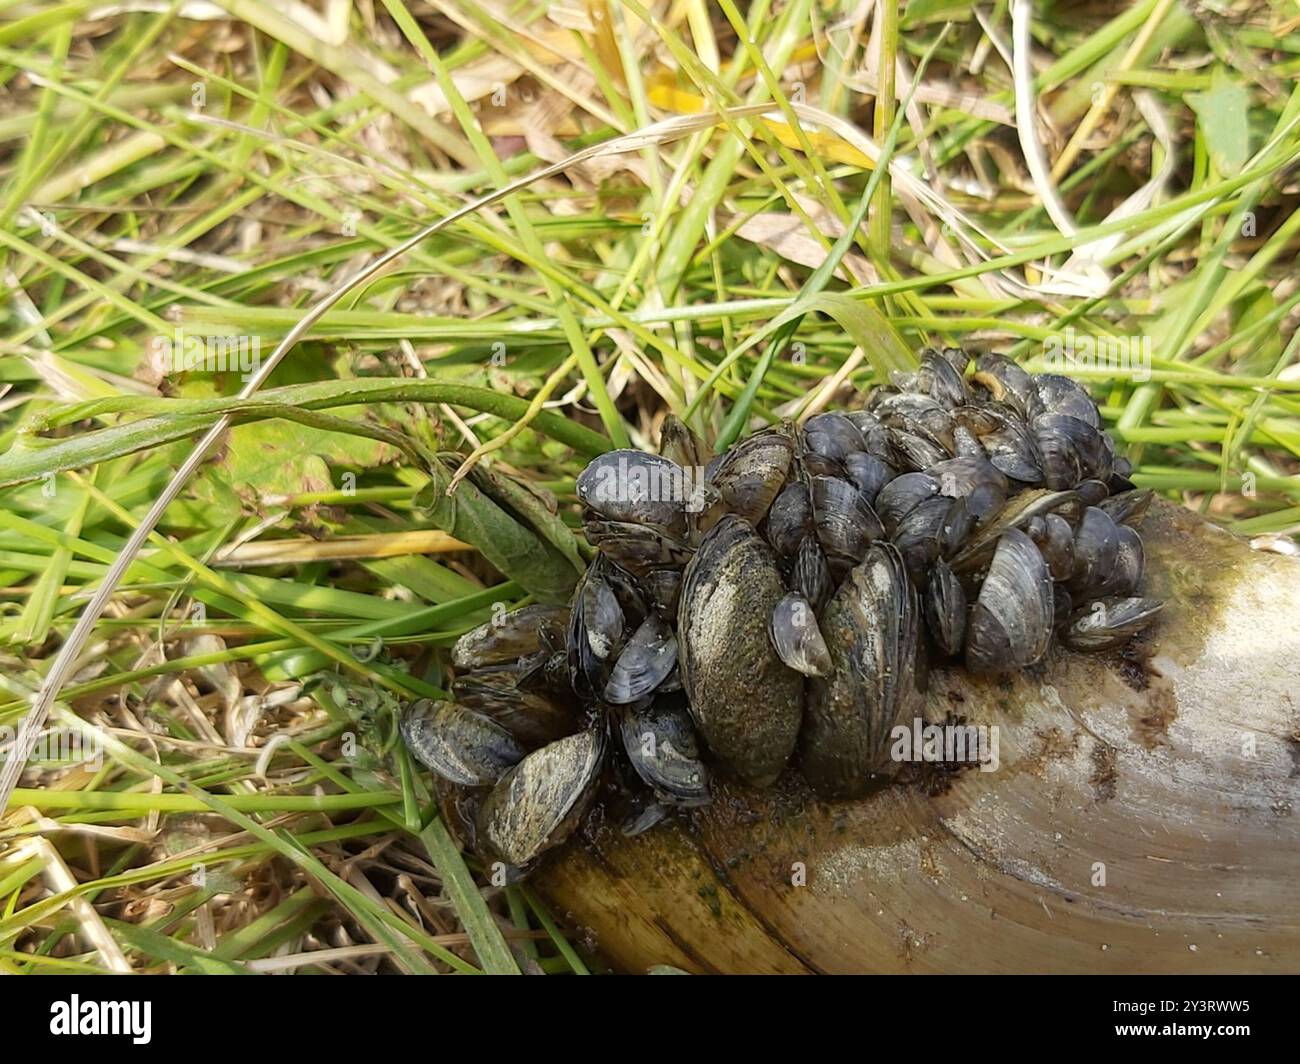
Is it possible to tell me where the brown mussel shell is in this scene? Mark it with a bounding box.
[400,698,526,787]
[475,726,606,876]
[450,669,580,748]
[702,426,794,528]
[677,515,804,787]
[451,604,570,671]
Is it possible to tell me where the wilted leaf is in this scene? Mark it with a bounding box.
[415,459,578,604]
[468,463,586,574]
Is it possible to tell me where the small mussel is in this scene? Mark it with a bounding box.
[1063,596,1163,651]
[965,528,1054,674]
[475,727,606,877]
[1069,506,1121,598]
[451,604,569,671]
[803,411,867,462]
[875,471,940,537]
[619,694,710,807]
[703,426,794,527]
[895,348,970,408]
[450,669,579,747]
[568,555,637,700]
[765,481,813,558]
[604,612,678,705]
[802,541,920,798]
[924,559,967,657]
[811,475,884,570]
[769,590,832,677]
[1100,488,1154,527]
[401,699,525,786]
[577,450,691,532]
[970,352,1041,420]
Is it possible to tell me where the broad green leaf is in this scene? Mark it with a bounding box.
[214,415,396,502]
[1187,69,1250,176]
[1228,285,1282,377]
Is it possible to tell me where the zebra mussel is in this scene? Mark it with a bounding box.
[402,348,1163,876]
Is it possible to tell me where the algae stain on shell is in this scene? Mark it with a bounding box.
[678,516,803,787]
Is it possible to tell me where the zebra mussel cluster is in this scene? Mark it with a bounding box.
[402,349,1162,877]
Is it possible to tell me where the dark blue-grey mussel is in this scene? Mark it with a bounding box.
[474,726,606,877]
[843,451,894,504]
[604,612,678,704]
[924,559,967,657]
[619,694,710,806]
[577,449,691,533]
[1063,596,1163,651]
[954,403,1045,484]
[568,554,649,700]
[948,488,1081,574]
[765,480,812,558]
[892,348,970,408]
[801,541,920,799]
[1033,412,1113,490]
[964,527,1055,674]
[401,699,526,786]
[871,392,958,454]
[639,568,683,614]
[803,411,867,462]
[892,493,971,586]
[841,410,893,460]
[1098,523,1145,597]
[811,475,884,572]
[1074,477,1111,506]
[1026,511,1076,582]
[703,426,794,528]
[568,561,624,697]
[1069,506,1120,597]
[677,515,804,787]
[875,471,940,537]
[928,455,1009,525]
[970,353,1042,421]
[887,427,951,473]
[1035,373,1101,427]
